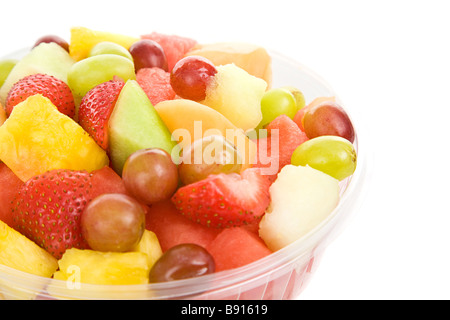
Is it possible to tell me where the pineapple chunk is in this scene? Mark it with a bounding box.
[0,95,109,182]
[53,248,150,285]
[132,230,162,270]
[0,220,58,277]
[201,64,266,132]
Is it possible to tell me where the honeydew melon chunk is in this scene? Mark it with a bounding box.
[259,165,340,251]
[0,43,75,105]
[108,80,177,175]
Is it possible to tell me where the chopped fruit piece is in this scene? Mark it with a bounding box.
[136,67,176,105]
[145,200,221,252]
[108,80,177,175]
[253,115,309,182]
[132,230,163,270]
[170,56,217,101]
[0,43,75,106]
[303,101,355,143]
[78,79,125,150]
[141,32,197,72]
[149,243,215,283]
[11,169,92,259]
[122,148,179,205]
[187,42,272,87]
[68,54,135,100]
[0,162,23,227]
[0,59,18,89]
[33,35,70,52]
[206,227,272,272]
[291,135,357,181]
[0,95,109,182]
[6,73,75,118]
[89,41,133,60]
[0,220,58,277]
[129,39,168,72]
[53,248,150,285]
[171,168,271,228]
[69,26,139,61]
[0,102,6,126]
[154,99,257,171]
[11,167,133,259]
[81,193,146,252]
[202,64,267,131]
[259,165,340,251]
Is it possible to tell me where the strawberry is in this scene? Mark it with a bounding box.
[78,79,125,151]
[11,169,93,259]
[171,168,271,228]
[6,73,75,118]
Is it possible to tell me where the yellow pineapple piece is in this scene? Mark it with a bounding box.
[70,27,139,61]
[187,42,272,87]
[132,230,163,270]
[0,220,58,277]
[0,94,109,182]
[53,248,150,285]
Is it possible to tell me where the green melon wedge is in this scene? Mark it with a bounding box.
[108,80,178,175]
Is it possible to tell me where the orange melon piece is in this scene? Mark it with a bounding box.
[69,26,139,61]
[0,94,109,181]
[0,102,6,126]
[186,42,272,87]
[154,99,257,170]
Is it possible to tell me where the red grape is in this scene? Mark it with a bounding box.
[33,35,69,52]
[129,39,168,72]
[303,101,355,143]
[149,244,215,283]
[170,55,217,101]
[122,148,178,204]
[81,193,146,252]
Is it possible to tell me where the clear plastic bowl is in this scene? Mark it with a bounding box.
[0,49,368,300]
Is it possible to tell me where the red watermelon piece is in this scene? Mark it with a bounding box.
[0,162,24,227]
[141,32,197,72]
[136,67,176,106]
[145,200,221,252]
[254,115,309,182]
[206,227,272,272]
[90,165,129,199]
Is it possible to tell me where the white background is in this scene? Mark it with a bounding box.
[1,0,449,300]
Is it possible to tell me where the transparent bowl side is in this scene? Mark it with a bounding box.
[0,50,368,300]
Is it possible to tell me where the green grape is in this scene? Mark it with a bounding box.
[259,88,297,128]
[68,54,136,98]
[0,59,18,88]
[282,86,306,110]
[291,135,357,181]
[89,41,133,61]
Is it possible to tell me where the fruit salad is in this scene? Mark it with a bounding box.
[0,27,357,298]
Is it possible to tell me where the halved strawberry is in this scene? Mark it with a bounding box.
[171,168,271,228]
[11,169,92,259]
[78,79,125,151]
[5,73,75,118]
[10,167,129,259]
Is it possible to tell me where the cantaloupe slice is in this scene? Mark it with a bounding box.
[154,99,257,170]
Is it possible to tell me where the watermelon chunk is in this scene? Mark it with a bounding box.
[145,200,221,252]
[0,162,23,227]
[90,165,129,199]
[136,68,176,106]
[206,227,272,272]
[254,115,309,182]
[141,32,197,72]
